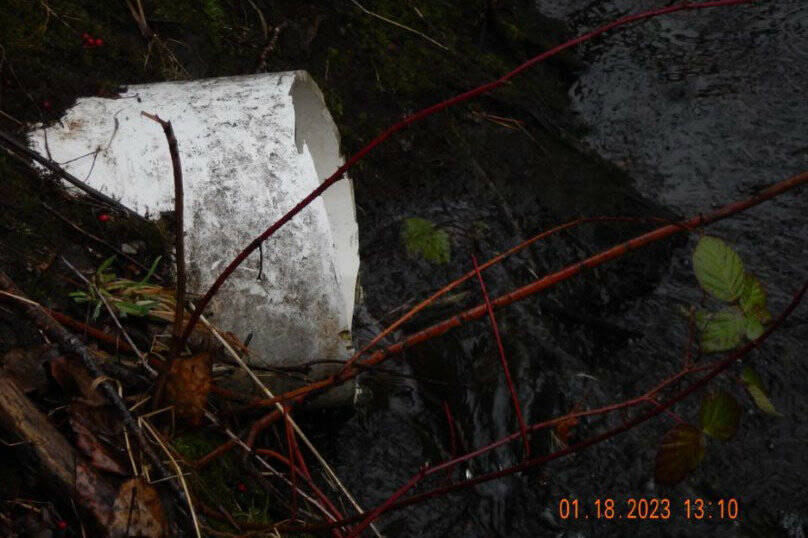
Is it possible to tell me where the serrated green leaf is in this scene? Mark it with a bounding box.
[741,367,781,416]
[745,316,765,340]
[692,236,745,302]
[699,391,741,440]
[740,274,772,324]
[696,308,746,353]
[402,218,451,264]
[655,424,705,484]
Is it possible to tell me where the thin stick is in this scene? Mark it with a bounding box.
[177,0,759,351]
[339,216,670,376]
[287,278,808,533]
[41,202,158,278]
[349,0,448,51]
[345,468,427,538]
[194,308,382,537]
[471,254,529,457]
[202,411,337,524]
[141,112,185,359]
[0,129,143,220]
[0,270,183,507]
[61,257,158,377]
[140,418,202,538]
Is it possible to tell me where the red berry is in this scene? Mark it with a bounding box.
[82,33,90,40]
[98,213,111,222]
[236,482,247,492]
[94,38,104,47]
[42,100,52,110]
[56,520,68,530]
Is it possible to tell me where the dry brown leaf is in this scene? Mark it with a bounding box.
[68,403,128,476]
[165,352,212,426]
[49,356,107,406]
[107,477,168,538]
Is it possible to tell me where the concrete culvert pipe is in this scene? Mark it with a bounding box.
[28,71,360,405]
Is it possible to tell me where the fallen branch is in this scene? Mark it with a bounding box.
[0,129,144,220]
[0,270,184,516]
[0,373,117,529]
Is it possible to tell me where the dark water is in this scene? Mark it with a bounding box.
[536,1,808,536]
[317,2,808,537]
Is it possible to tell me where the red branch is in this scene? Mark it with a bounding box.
[441,401,458,473]
[238,170,808,410]
[346,468,428,538]
[472,254,529,457]
[284,278,808,534]
[338,216,673,376]
[284,407,299,520]
[177,0,760,350]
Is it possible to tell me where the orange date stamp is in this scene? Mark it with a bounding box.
[557,498,740,521]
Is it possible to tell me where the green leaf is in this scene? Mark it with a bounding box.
[741,367,781,416]
[654,424,705,484]
[745,316,765,340]
[699,391,741,440]
[692,236,745,302]
[696,308,746,353]
[740,274,772,324]
[402,218,451,264]
[69,291,89,302]
[91,301,103,322]
[116,301,153,317]
[97,255,117,276]
[137,256,163,286]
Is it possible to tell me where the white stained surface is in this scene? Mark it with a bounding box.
[28,71,360,369]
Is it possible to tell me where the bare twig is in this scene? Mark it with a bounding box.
[0,270,184,510]
[140,419,202,538]
[140,112,185,358]
[256,22,288,73]
[471,254,529,457]
[41,202,158,278]
[235,168,808,411]
[0,129,144,220]
[349,0,449,51]
[61,257,158,377]
[287,278,808,533]
[194,307,381,537]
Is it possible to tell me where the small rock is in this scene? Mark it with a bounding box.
[120,241,144,255]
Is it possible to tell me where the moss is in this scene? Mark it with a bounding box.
[173,431,277,529]
[402,217,452,264]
